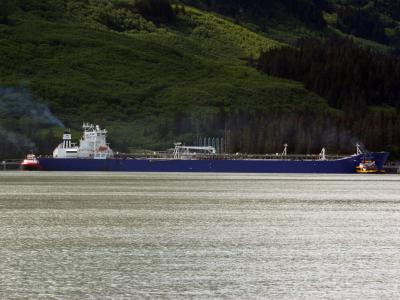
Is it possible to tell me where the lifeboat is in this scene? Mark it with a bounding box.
[20,154,42,171]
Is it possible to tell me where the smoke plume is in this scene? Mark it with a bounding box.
[0,86,64,127]
[0,85,64,159]
[0,126,37,150]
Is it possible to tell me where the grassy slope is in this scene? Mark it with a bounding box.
[0,3,331,152]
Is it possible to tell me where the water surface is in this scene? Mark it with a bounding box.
[1,172,400,299]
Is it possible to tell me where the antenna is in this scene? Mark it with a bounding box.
[282,144,288,156]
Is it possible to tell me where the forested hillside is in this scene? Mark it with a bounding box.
[180,0,400,51]
[0,0,399,159]
[179,0,328,27]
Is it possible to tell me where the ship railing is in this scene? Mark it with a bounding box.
[186,153,347,160]
[116,152,348,161]
[36,152,350,160]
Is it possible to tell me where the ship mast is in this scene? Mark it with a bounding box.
[356,144,363,155]
[282,144,288,157]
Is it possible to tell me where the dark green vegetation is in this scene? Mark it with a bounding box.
[0,86,64,158]
[259,38,400,110]
[182,0,400,50]
[0,0,16,25]
[336,6,389,44]
[258,38,400,155]
[179,0,328,28]
[0,0,399,159]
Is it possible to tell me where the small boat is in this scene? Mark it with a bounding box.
[356,160,384,174]
[20,154,42,171]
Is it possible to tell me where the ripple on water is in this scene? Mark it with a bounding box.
[0,172,400,299]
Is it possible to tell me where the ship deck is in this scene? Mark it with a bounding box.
[114,152,349,161]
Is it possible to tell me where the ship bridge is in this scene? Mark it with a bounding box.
[52,123,113,159]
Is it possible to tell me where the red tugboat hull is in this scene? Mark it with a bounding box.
[20,154,42,171]
[20,162,42,171]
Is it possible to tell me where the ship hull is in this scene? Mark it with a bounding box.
[20,163,42,171]
[37,152,389,173]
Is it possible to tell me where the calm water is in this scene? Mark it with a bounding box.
[1,172,400,299]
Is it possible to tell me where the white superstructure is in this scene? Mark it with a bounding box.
[53,123,113,159]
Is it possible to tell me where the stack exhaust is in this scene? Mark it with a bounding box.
[63,130,71,149]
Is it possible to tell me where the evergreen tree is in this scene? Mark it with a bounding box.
[135,0,175,23]
[258,37,400,111]
[0,0,15,24]
[337,7,389,44]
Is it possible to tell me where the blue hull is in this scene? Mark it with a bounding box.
[37,152,389,173]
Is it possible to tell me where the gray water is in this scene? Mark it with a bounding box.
[1,172,400,299]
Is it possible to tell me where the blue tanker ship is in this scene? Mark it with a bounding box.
[23,123,389,173]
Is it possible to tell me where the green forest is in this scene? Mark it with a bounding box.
[0,0,399,159]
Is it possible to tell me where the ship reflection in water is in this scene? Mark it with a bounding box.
[22,122,389,173]
[0,172,400,299]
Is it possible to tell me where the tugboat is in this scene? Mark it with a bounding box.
[20,154,41,171]
[355,159,384,174]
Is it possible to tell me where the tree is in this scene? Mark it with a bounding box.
[0,0,15,24]
[257,37,400,111]
[337,7,389,44]
[135,0,175,23]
